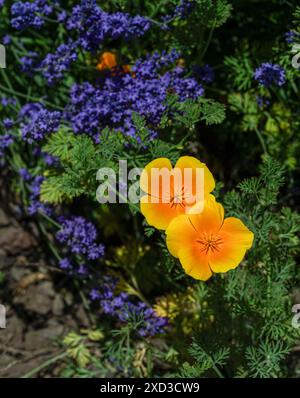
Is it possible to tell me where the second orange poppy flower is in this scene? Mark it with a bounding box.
[140,156,215,230]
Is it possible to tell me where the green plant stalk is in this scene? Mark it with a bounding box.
[0,84,64,110]
[0,69,21,109]
[254,127,268,155]
[21,352,68,378]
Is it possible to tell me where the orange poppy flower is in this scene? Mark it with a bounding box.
[96,52,118,71]
[96,52,130,74]
[140,156,215,230]
[166,195,254,281]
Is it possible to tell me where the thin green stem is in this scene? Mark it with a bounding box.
[266,252,272,320]
[0,84,64,110]
[74,279,97,324]
[254,127,268,155]
[11,37,28,53]
[199,21,216,62]
[213,364,225,378]
[0,69,21,109]
[21,352,68,378]
[40,212,61,229]
[37,220,61,261]
[200,346,225,378]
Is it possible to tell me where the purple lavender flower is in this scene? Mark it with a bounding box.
[29,175,44,196]
[66,50,203,141]
[57,10,67,22]
[124,15,151,39]
[256,96,270,108]
[31,2,150,83]
[59,258,90,276]
[0,134,13,157]
[19,52,39,75]
[11,0,54,30]
[174,0,195,18]
[43,153,58,166]
[1,96,17,107]
[2,35,11,45]
[40,41,78,85]
[20,104,61,143]
[28,198,51,216]
[92,276,168,337]
[59,257,72,270]
[163,0,195,23]
[56,216,105,260]
[3,118,14,129]
[134,303,168,337]
[18,168,31,181]
[193,64,215,83]
[77,264,88,275]
[90,288,101,300]
[32,147,58,166]
[285,30,300,44]
[19,102,43,118]
[66,0,151,52]
[27,175,52,216]
[254,63,286,87]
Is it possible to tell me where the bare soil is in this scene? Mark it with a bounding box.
[0,206,91,377]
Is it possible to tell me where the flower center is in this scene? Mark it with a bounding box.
[169,186,189,209]
[197,233,223,255]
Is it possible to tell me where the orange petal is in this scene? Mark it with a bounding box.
[178,246,212,281]
[175,156,215,200]
[188,195,224,234]
[140,158,172,195]
[209,217,254,273]
[166,214,199,257]
[140,195,179,230]
[97,52,117,71]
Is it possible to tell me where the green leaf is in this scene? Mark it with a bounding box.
[200,99,226,125]
[87,330,105,342]
[40,176,65,204]
[43,126,76,161]
[67,345,91,368]
[63,332,84,348]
